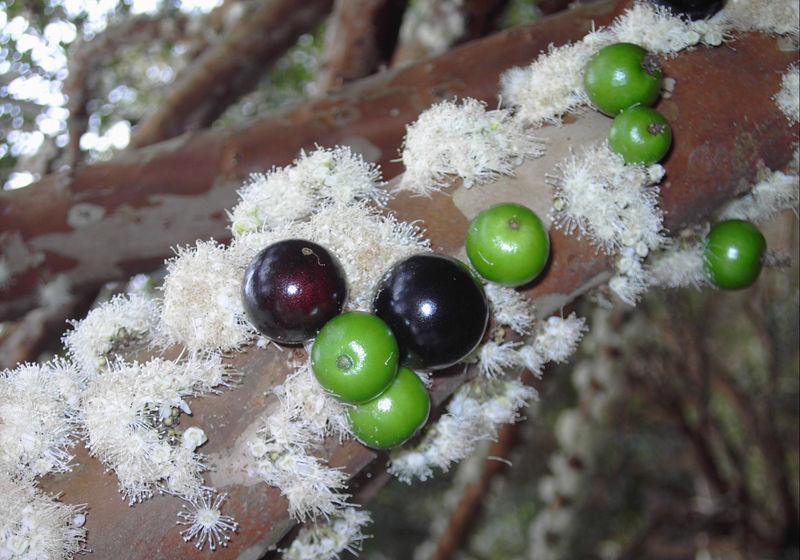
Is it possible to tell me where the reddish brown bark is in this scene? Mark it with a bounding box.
[315,0,406,92]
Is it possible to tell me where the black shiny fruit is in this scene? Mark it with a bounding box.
[372,253,489,371]
[242,239,347,344]
[650,0,726,20]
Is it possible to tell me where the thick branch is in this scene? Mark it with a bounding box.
[315,0,406,93]
[129,0,333,148]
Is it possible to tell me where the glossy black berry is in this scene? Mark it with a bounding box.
[372,253,489,371]
[242,239,347,344]
[650,0,726,20]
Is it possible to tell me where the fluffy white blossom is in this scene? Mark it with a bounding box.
[485,283,536,335]
[398,98,545,194]
[648,242,708,289]
[499,38,607,125]
[534,314,587,364]
[0,475,87,560]
[549,143,666,255]
[228,146,385,236]
[81,356,233,503]
[389,378,535,483]
[63,292,160,377]
[159,240,253,353]
[718,168,800,224]
[720,0,799,41]
[37,274,72,308]
[775,63,799,124]
[0,360,81,477]
[248,364,351,520]
[177,491,238,551]
[282,506,371,560]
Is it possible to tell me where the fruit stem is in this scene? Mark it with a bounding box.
[641,53,662,76]
[508,218,521,231]
[336,354,353,371]
[648,121,669,136]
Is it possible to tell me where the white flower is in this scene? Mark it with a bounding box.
[717,167,800,224]
[282,506,371,560]
[389,378,535,483]
[500,38,610,125]
[647,242,708,289]
[228,146,385,236]
[485,283,536,335]
[177,491,238,551]
[534,314,587,364]
[0,360,81,477]
[159,240,253,353]
[181,426,207,452]
[398,98,545,195]
[62,292,159,377]
[548,142,666,256]
[0,474,87,560]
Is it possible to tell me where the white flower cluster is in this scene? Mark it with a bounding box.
[647,241,708,289]
[248,364,352,521]
[159,240,251,353]
[80,356,234,504]
[548,142,666,304]
[528,308,624,560]
[0,475,87,560]
[398,98,546,195]
[63,292,160,376]
[228,146,385,236]
[388,377,536,483]
[0,360,81,477]
[775,63,799,125]
[549,143,666,255]
[281,506,371,560]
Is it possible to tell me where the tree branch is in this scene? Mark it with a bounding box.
[315,0,406,93]
[128,0,333,148]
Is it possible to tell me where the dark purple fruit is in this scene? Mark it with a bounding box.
[650,0,726,20]
[242,239,347,344]
[372,253,489,371]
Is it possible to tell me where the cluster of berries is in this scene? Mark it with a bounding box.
[583,40,766,290]
[241,241,490,449]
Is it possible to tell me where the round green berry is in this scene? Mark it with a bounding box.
[608,105,672,165]
[703,219,767,290]
[311,311,399,404]
[584,42,662,116]
[346,367,430,450]
[465,202,550,286]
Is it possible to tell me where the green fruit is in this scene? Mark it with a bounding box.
[703,219,766,290]
[583,42,662,116]
[608,105,672,165]
[311,311,399,403]
[465,202,550,286]
[347,367,430,450]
